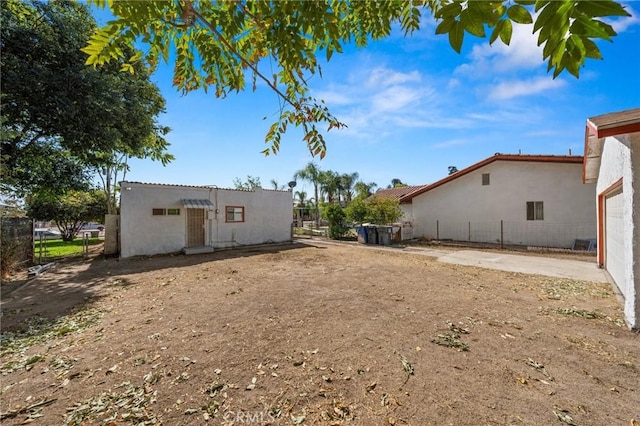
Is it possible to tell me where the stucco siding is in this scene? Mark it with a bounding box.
[119,182,292,258]
[411,161,596,247]
[399,203,413,223]
[596,136,638,328]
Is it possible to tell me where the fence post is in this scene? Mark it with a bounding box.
[500,220,504,249]
[39,234,45,264]
[468,221,471,241]
[436,220,439,240]
[83,233,89,258]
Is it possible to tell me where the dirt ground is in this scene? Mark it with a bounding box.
[1,241,638,425]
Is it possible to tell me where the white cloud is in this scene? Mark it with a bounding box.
[366,68,422,88]
[431,138,472,149]
[488,77,566,100]
[371,85,426,113]
[455,23,544,76]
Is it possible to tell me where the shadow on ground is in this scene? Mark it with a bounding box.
[0,242,310,333]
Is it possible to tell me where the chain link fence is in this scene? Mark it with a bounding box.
[1,217,34,278]
[421,220,596,250]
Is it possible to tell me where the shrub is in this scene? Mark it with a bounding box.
[323,203,349,239]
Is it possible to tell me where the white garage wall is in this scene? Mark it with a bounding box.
[596,136,638,328]
[119,182,292,258]
[411,160,596,248]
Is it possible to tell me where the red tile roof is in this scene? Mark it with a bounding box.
[373,185,428,202]
[400,154,584,202]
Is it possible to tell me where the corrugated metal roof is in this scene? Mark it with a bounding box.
[119,181,290,193]
[182,199,214,208]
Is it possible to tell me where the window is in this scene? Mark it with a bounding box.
[153,208,180,216]
[482,173,490,186]
[526,201,544,221]
[226,206,245,222]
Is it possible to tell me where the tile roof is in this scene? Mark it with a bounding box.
[373,185,428,202]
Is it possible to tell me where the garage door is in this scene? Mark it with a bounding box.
[604,188,625,292]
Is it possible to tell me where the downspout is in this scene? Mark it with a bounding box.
[212,186,219,246]
[209,187,213,248]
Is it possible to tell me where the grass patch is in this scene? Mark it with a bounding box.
[33,238,101,259]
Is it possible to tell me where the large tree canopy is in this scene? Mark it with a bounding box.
[84,0,630,157]
[1,0,171,208]
[27,189,107,241]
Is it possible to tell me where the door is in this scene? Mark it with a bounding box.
[186,208,205,247]
[604,188,625,292]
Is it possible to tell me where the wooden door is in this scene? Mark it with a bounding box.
[186,208,205,247]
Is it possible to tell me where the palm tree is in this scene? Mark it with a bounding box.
[319,170,340,204]
[354,181,377,199]
[270,179,285,190]
[339,172,359,204]
[294,190,307,206]
[293,162,322,227]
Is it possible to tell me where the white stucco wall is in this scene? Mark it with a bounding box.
[411,161,596,248]
[595,136,638,328]
[119,182,292,258]
[399,203,413,223]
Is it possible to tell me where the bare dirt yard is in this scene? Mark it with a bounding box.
[1,241,638,425]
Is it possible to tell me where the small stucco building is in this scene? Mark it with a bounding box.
[119,181,293,258]
[583,107,640,329]
[399,154,597,248]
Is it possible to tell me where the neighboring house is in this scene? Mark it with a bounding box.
[583,107,640,329]
[119,181,293,258]
[373,185,427,222]
[399,154,596,248]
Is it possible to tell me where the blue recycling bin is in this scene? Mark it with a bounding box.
[356,226,368,244]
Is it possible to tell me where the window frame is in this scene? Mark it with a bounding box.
[526,201,544,221]
[167,208,180,216]
[482,173,490,186]
[152,208,166,216]
[225,206,245,223]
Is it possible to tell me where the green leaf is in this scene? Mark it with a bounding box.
[448,21,464,53]
[499,19,513,45]
[582,38,603,59]
[435,18,455,35]
[533,1,560,33]
[575,0,630,18]
[507,5,533,24]
[489,19,505,45]
[460,9,486,37]
[438,2,463,19]
[514,0,536,5]
[570,15,615,40]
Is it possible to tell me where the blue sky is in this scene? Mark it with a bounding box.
[96,5,640,195]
